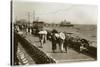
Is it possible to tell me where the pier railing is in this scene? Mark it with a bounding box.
[14,32,56,64]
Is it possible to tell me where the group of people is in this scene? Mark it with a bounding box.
[50,29,66,53]
[14,24,90,53]
[38,28,69,53]
[38,28,67,53]
[38,28,90,53]
[13,24,90,65]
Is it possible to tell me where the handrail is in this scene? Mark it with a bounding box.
[15,32,56,64]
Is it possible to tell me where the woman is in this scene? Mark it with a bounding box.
[39,28,47,48]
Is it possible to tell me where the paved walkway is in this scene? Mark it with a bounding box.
[24,34,95,63]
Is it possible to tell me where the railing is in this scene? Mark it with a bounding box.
[14,32,56,64]
[88,46,97,59]
[13,32,97,65]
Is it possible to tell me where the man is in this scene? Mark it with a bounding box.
[63,33,69,53]
[74,36,81,52]
[80,38,89,52]
[51,29,58,53]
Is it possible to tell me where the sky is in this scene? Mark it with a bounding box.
[12,1,98,24]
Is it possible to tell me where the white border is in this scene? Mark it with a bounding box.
[0,0,100,67]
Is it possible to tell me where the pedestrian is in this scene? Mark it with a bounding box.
[75,36,81,52]
[38,28,47,48]
[51,29,58,52]
[63,34,69,53]
[58,32,65,52]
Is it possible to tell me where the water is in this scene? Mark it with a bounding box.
[45,24,97,47]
